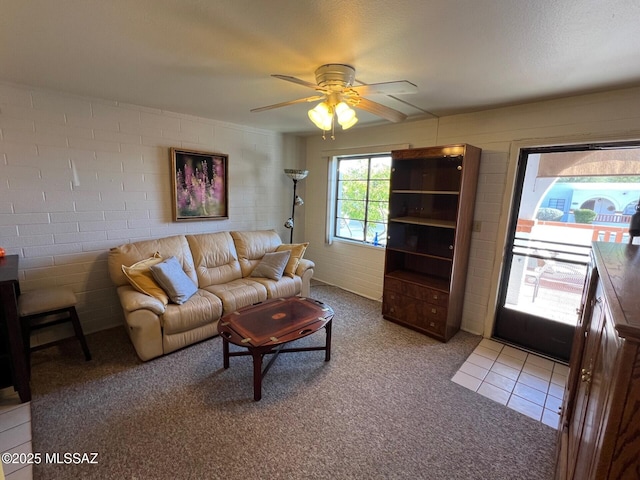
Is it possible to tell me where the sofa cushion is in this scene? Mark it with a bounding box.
[109,235,197,287]
[150,256,198,305]
[230,230,283,277]
[187,232,242,287]
[275,242,309,278]
[160,289,222,335]
[203,279,267,314]
[250,250,291,281]
[163,321,219,355]
[121,254,169,306]
[249,275,301,299]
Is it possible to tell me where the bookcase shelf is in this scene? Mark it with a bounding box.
[389,217,457,229]
[391,190,460,195]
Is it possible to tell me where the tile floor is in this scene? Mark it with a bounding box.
[0,387,32,480]
[452,338,568,429]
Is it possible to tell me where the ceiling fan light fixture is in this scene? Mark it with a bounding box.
[253,63,415,138]
[308,101,333,130]
[335,101,358,130]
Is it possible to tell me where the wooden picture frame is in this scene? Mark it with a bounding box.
[170,148,228,221]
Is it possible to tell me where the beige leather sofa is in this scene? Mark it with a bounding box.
[108,230,314,361]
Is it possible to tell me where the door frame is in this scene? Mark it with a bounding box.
[483,133,640,342]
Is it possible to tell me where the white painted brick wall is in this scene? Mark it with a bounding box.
[4,80,640,348]
[0,82,293,341]
[305,87,640,336]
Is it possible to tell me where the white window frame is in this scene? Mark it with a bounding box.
[323,144,409,246]
[332,153,391,246]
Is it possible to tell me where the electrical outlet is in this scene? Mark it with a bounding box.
[472,221,482,232]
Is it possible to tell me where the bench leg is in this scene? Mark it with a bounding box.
[69,307,91,361]
[20,319,32,380]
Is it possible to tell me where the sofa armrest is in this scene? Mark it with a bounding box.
[296,259,315,298]
[117,285,166,315]
[296,258,315,277]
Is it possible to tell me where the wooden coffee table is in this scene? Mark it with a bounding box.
[219,296,334,401]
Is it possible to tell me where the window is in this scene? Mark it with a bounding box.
[547,198,566,210]
[333,154,391,246]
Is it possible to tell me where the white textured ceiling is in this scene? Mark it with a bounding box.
[1,0,639,134]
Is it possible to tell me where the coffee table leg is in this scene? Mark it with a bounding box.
[252,350,263,401]
[325,319,332,362]
[223,337,230,369]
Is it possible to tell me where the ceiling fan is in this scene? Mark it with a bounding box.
[251,64,417,138]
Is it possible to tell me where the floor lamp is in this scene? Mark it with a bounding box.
[284,169,308,243]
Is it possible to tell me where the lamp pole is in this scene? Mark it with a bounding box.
[290,178,298,243]
[284,169,308,244]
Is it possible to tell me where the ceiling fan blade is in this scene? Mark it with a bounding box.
[250,95,326,113]
[350,81,417,96]
[351,97,407,123]
[272,74,321,90]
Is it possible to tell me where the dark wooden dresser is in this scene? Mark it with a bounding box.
[555,242,640,479]
[0,254,30,402]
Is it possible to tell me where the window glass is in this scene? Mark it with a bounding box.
[334,154,391,246]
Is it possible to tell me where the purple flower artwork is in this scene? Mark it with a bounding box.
[171,149,228,220]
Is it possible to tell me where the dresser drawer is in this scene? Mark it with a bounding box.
[383,292,418,326]
[422,302,447,322]
[406,284,449,306]
[424,289,448,307]
[416,303,447,337]
[382,291,405,319]
[385,277,449,307]
[384,277,405,294]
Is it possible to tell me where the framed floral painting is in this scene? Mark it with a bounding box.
[170,148,228,221]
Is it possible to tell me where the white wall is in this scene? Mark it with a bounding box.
[302,86,640,336]
[0,81,300,338]
[4,80,639,343]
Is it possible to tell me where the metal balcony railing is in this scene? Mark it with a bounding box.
[517,218,632,244]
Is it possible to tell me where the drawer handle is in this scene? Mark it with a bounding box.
[390,307,395,313]
[431,308,437,314]
[433,295,438,300]
[429,322,435,327]
[580,368,592,384]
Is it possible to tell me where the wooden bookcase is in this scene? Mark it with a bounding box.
[382,144,481,341]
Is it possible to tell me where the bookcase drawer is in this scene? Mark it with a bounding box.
[385,277,449,307]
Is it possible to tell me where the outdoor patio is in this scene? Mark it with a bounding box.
[507,218,631,327]
[508,280,583,326]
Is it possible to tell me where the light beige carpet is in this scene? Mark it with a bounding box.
[30,284,557,479]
